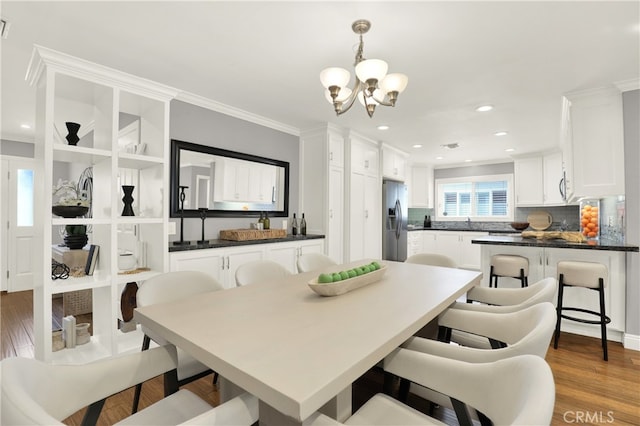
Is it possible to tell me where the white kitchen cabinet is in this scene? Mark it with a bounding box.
[562,86,625,201]
[407,232,422,257]
[300,125,345,264]
[347,132,381,262]
[266,239,325,273]
[170,239,325,282]
[382,144,408,182]
[419,231,487,270]
[478,244,626,341]
[514,152,565,206]
[410,166,433,208]
[248,163,276,204]
[29,46,177,362]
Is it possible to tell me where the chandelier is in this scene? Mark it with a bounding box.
[320,19,408,118]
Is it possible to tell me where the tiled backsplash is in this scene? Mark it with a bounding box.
[408,196,626,242]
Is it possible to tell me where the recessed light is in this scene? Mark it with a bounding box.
[505,148,515,152]
[412,144,422,149]
[464,159,472,163]
[377,125,389,130]
[435,156,444,160]
[20,123,31,129]
[475,105,493,112]
[494,131,508,136]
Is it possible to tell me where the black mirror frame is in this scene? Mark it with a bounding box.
[170,139,290,218]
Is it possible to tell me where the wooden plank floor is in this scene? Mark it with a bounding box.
[2,290,639,425]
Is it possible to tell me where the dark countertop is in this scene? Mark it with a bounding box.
[408,226,517,234]
[169,234,325,252]
[471,235,639,252]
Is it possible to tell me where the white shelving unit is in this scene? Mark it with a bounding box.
[27,45,178,363]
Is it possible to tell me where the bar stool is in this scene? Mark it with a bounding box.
[553,260,610,361]
[489,255,529,288]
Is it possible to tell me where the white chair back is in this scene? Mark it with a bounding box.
[455,277,557,313]
[137,270,224,307]
[405,253,457,268]
[296,252,337,273]
[235,260,291,286]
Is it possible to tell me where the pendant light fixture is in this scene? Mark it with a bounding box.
[320,19,408,118]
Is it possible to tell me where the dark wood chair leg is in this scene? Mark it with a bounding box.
[131,334,152,414]
[553,275,565,349]
[81,399,106,426]
[599,278,608,361]
[398,378,411,402]
[383,371,397,396]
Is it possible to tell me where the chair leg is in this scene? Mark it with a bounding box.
[553,276,565,350]
[398,378,411,402]
[599,278,608,361]
[519,268,527,288]
[437,325,452,343]
[131,334,152,414]
[81,399,106,426]
[489,266,495,288]
[213,371,219,385]
[164,368,180,396]
[383,371,398,396]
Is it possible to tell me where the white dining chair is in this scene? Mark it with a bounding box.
[405,253,457,268]
[386,302,557,419]
[133,270,225,413]
[305,353,555,426]
[235,259,291,286]
[1,345,259,426]
[296,252,337,273]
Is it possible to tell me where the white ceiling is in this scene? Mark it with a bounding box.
[1,1,638,167]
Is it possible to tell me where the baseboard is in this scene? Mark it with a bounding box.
[623,333,640,351]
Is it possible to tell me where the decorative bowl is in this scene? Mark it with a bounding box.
[308,264,387,297]
[118,252,137,271]
[510,222,530,231]
[52,205,89,218]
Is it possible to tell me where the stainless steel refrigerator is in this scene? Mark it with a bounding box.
[382,180,408,261]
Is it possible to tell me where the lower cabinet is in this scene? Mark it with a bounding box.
[407,232,422,257]
[169,238,326,287]
[478,244,626,340]
[416,231,487,270]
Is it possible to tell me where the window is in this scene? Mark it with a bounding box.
[16,169,34,227]
[436,174,513,220]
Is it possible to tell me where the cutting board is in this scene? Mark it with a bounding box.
[521,231,586,243]
[527,211,553,231]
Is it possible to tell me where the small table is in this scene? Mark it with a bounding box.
[135,260,481,425]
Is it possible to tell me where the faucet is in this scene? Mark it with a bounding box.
[467,217,471,227]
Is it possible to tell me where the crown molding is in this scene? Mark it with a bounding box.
[615,78,639,92]
[176,91,300,137]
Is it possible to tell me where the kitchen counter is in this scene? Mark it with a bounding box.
[408,226,516,234]
[471,235,639,252]
[169,234,325,252]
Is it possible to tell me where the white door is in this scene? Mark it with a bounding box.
[327,166,343,263]
[3,158,38,292]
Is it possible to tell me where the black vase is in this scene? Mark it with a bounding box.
[121,185,135,216]
[65,122,81,146]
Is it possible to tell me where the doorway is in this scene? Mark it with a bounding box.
[1,156,38,292]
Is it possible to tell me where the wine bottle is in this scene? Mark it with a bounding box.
[300,213,307,236]
[292,213,298,236]
[264,212,270,230]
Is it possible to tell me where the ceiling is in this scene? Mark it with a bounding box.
[1,1,638,167]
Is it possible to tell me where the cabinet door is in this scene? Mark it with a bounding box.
[349,172,365,261]
[410,167,432,208]
[226,246,265,287]
[514,157,543,206]
[459,232,488,270]
[266,242,299,274]
[329,133,344,168]
[299,240,325,256]
[170,249,225,285]
[434,233,461,265]
[422,231,437,253]
[543,152,565,205]
[363,174,381,260]
[327,166,344,263]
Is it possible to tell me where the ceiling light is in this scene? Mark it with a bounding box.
[20,123,31,129]
[465,159,472,162]
[475,105,493,112]
[377,125,389,130]
[494,131,508,136]
[320,20,408,118]
[412,144,422,148]
[505,148,515,152]
[435,156,444,160]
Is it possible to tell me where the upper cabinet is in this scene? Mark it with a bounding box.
[382,145,408,182]
[562,86,625,201]
[410,165,434,208]
[514,152,565,206]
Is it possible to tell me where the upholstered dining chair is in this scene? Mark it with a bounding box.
[405,253,457,268]
[305,353,555,426]
[133,270,225,413]
[1,345,259,426]
[385,302,557,419]
[296,252,337,273]
[235,259,291,286]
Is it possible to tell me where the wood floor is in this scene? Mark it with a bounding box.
[2,290,639,425]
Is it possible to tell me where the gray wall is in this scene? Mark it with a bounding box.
[0,139,34,157]
[623,90,639,337]
[433,162,513,179]
[169,100,299,242]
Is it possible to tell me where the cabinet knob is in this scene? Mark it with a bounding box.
[364,160,369,168]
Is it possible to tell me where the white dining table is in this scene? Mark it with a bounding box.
[134,259,482,425]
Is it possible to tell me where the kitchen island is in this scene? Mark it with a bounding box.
[472,235,638,344]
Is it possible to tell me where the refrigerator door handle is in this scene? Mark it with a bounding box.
[395,199,402,240]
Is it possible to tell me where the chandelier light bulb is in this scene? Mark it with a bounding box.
[324,87,352,104]
[380,73,408,94]
[355,59,388,85]
[320,67,350,90]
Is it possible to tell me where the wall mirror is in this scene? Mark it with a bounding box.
[170,139,289,217]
